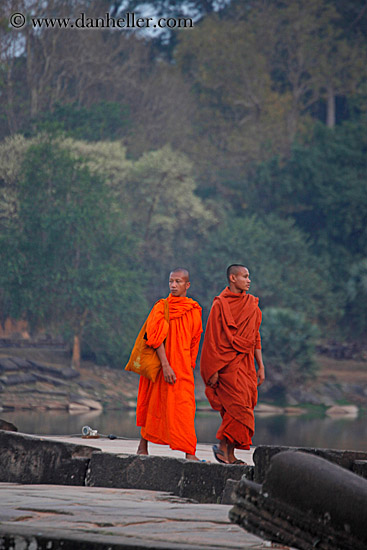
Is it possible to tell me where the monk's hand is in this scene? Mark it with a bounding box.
[257,367,265,386]
[162,363,177,385]
[208,371,219,388]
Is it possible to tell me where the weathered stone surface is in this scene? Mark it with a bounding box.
[221,479,240,505]
[0,484,266,550]
[230,450,367,550]
[179,458,246,503]
[0,357,19,371]
[0,418,18,431]
[254,403,284,414]
[0,431,98,485]
[29,360,79,379]
[0,373,36,385]
[263,451,367,543]
[352,460,367,479]
[32,372,71,385]
[86,452,247,503]
[70,397,103,410]
[221,466,254,504]
[69,402,92,412]
[253,444,367,483]
[7,356,31,368]
[326,404,358,416]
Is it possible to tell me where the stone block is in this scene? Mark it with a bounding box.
[0,373,36,385]
[86,452,248,503]
[70,397,103,410]
[86,452,184,491]
[28,360,79,379]
[0,431,97,485]
[230,450,367,550]
[0,418,18,431]
[221,466,254,504]
[32,372,70,385]
[253,445,367,483]
[0,358,19,371]
[7,356,31,368]
[221,479,240,504]
[179,460,245,503]
[352,460,367,479]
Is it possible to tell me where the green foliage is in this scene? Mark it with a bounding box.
[0,0,367,354]
[27,102,131,141]
[0,133,215,299]
[260,307,319,393]
[192,213,338,326]
[345,259,367,339]
[0,138,147,365]
[240,121,367,281]
[122,145,217,298]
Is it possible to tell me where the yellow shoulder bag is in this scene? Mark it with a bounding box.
[124,299,169,382]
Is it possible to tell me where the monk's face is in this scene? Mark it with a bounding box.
[229,267,251,293]
[169,271,190,297]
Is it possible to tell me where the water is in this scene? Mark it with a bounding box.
[1,409,366,451]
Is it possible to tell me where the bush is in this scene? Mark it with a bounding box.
[260,307,319,399]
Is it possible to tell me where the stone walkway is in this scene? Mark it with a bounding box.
[40,434,255,464]
[0,436,296,549]
[0,483,292,549]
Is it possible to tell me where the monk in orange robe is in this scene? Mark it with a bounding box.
[200,264,265,464]
[136,268,203,460]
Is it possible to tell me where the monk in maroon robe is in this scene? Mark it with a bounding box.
[200,264,265,464]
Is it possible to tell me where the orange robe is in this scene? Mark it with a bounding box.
[200,287,262,449]
[136,294,202,455]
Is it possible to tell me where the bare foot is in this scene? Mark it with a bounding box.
[185,453,201,461]
[137,437,148,455]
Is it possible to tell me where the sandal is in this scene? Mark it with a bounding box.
[212,444,228,464]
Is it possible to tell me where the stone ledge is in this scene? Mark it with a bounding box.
[352,460,367,479]
[0,524,206,550]
[253,445,367,483]
[0,431,249,503]
[230,450,367,550]
[0,430,96,485]
[86,451,248,504]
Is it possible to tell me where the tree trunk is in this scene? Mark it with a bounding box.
[71,309,88,369]
[71,334,81,369]
[6,60,17,134]
[326,86,336,129]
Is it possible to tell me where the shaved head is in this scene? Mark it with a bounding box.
[226,264,246,283]
[170,268,190,282]
[169,268,191,297]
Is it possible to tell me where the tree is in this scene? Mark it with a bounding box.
[191,213,338,326]
[175,13,290,192]
[270,0,367,132]
[0,139,147,367]
[260,307,319,400]
[0,0,151,136]
[243,122,367,264]
[58,141,215,285]
[345,259,367,340]
[329,0,367,40]
[0,135,215,338]
[27,101,131,141]
[124,145,216,297]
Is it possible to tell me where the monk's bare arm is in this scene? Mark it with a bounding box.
[254,348,265,386]
[156,343,176,384]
